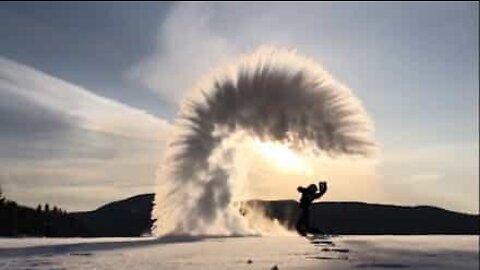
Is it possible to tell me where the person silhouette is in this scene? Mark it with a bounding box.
[295,181,327,236]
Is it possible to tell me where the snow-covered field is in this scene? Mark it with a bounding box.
[0,235,478,269]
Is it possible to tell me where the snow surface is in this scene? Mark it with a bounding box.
[0,235,478,269]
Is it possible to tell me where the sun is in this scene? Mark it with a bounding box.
[252,140,313,175]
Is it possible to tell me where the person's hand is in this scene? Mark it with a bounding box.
[318,181,327,193]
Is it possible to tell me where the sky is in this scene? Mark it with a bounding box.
[0,2,478,213]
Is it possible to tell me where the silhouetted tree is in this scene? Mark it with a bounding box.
[36,204,42,213]
[44,204,50,213]
[0,185,5,206]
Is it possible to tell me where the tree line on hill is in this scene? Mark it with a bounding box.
[0,185,91,237]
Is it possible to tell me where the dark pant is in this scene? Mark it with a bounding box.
[296,206,311,235]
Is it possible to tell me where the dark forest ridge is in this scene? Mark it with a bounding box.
[73,194,478,237]
[1,193,478,237]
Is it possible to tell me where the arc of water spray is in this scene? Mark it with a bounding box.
[152,46,376,236]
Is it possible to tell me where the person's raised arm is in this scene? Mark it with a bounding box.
[315,181,328,199]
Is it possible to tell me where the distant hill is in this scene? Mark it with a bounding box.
[73,194,479,236]
[73,194,154,237]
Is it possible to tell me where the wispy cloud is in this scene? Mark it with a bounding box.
[127,2,316,104]
[0,57,172,141]
[0,57,172,210]
[408,173,444,182]
[128,2,237,103]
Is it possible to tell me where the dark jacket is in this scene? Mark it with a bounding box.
[297,186,323,209]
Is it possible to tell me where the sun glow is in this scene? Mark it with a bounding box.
[253,140,313,176]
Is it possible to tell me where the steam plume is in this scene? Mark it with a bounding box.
[153,46,375,236]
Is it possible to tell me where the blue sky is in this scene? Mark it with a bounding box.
[0,2,478,213]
